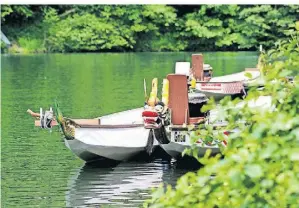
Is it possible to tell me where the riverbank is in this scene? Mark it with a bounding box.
[1,43,258,54]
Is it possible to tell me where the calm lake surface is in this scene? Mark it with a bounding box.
[1,52,258,207]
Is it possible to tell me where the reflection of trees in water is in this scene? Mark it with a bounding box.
[65,159,188,207]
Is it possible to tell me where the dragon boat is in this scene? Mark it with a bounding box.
[27,104,160,164]
[141,54,271,162]
[142,75,272,161]
[142,74,227,162]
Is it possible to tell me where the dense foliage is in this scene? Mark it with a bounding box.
[1,5,299,53]
[145,24,299,207]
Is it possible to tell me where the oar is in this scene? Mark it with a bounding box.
[54,100,64,124]
[27,109,41,118]
[144,78,148,101]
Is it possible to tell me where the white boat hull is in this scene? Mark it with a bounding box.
[65,139,113,162]
[62,108,161,162]
[70,126,152,162]
[157,128,222,161]
[161,142,220,160]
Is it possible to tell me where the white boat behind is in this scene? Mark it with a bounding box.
[209,69,261,83]
[195,81,245,100]
[175,54,262,100]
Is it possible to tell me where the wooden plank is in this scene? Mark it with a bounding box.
[73,119,100,125]
[34,119,100,127]
[167,74,189,125]
[192,54,204,81]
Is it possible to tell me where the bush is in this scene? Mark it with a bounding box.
[1,40,8,53]
[145,23,299,208]
[18,37,45,53]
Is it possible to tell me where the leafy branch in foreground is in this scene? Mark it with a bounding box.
[145,24,299,208]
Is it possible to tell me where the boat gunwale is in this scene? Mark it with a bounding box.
[97,107,143,119]
[162,141,221,149]
[195,81,244,84]
[77,123,144,129]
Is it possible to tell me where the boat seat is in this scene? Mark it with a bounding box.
[167,74,189,125]
[73,119,101,125]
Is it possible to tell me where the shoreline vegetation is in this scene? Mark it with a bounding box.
[145,23,299,208]
[1,5,299,54]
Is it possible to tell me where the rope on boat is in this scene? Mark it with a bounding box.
[242,87,247,99]
[145,129,154,155]
[154,126,170,144]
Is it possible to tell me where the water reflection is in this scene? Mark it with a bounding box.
[66,159,187,207]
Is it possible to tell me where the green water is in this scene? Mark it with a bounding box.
[1,52,258,207]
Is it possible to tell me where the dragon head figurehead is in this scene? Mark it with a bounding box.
[142,78,170,129]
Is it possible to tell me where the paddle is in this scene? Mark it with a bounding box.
[144,78,148,102]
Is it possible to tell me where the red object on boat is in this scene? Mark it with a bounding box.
[198,82,244,94]
[144,118,157,124]
[142,111,158,117]
[222,131,229,146]
[223,131,230,136]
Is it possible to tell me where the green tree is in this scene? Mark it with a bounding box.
[1,5,33,22]
[235,5,299,49]
[1,5,299,53]
[42,5,185,52]
[182,5,241,50]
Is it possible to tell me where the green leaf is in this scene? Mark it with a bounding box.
[245,164,263,178]
[290,150,299,161]
[244,72,253,79]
